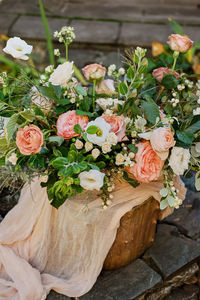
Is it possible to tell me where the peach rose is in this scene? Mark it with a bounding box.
[126,141,164,183]
[102,114,127,142]
[167,34,193,53]
[16,124,43,155]
[150,127,175,160]
[152,67,179,82]
[82,63,106,81]
[96,79,115,95]
[57,110,88,140]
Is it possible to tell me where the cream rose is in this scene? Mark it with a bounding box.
[79,170,105,191]
[169,147,190,175]
[150,127,175,160]
[167,34,193,53]
[49,62,74,86]
[96,79,116,95]
[3,37,32,60]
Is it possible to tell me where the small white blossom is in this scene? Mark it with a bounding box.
[134,116,147,132]
[92,148,100,159]
[75,139,83,150]
[102,143,112,154]
[45,65,54,74]
[85,142,93,152]
[115,153,125,165]
[193,107,200,116]
[54,48,60,56]
[118,67,125,75]
[7,153,18,165]
[106,132,118,145]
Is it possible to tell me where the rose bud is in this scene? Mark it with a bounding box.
[152,67,179,82]
[167,34,193,53]
[82,63,106,81]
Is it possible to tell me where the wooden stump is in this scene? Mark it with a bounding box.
[103,197,160,270]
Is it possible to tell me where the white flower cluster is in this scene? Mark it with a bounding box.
[160,180,182,210]
[135,46,147,58]
[107,64,125,77]
[54,26,75,45]
[134,116,147,132]
[115,151,135,167]
[0,72,7,87]
[184,79,193,89]
[96,98,124,112]
[193,107,200,116]
[177,84,185,91]
[171,97,179,107]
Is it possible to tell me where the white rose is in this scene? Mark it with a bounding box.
[115,153,125,165]
[79,170,105,191]
[7,153,18,165]
[85,142,93,152]
[106,132,118,145]
[92,148,100,159]
[31,86,52,114]
[85,117,111,146]
[3,37,32,60]
[75,139,83,150]
[169,147,190,175]
[96,79,116,95]
[49,61,74,86]
[102,143,112,154]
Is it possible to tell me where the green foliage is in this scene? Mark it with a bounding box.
[141,100,160,124]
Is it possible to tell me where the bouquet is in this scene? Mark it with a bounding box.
[0,27,200,210]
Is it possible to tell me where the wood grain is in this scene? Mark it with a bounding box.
[103,197,160,270]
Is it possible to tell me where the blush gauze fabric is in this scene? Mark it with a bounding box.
[0,177,186,299]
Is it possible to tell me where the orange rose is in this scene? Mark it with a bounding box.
[16,125,43,155]
[82,63,106,81]
[167,34,193,53]
[126,141,164,183]
[152,67,179,82]
[57,110,88,140]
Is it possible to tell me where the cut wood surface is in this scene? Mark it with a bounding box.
[104,197,160,270]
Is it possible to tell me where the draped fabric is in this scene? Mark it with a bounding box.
[0,177,186,299]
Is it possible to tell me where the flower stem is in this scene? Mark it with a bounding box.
[92,80,96,112]
[65,43,68,61]
[171,51,179,73]
[155,86,165,103]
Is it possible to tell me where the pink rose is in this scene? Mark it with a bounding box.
[126,141,164,183]
[96,79,115,95]
[150,127,175,152]
[167,34,193,53]
[16,124,43,155]
[152,67,179,82]
[57,110,88,140]
[102,114,127,142]
[82,63,106,81]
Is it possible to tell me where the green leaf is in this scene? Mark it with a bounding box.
[52,85,62,99]
[141,101,159,124]
[96,161,106,169]
[48,136,64,146]
[72,164,81,174]
[5,114,18,142]
[168,18,183,35]
[118,82,128,95]
[86,125,99,135]
[160,199,168,210]
[38,0,55,65]
[167,195,175,207]
[127,67,135,80]
[75,85,87,96]
[123,171,140,188]
[131,102,142,116]
[20,111,34,122]
[73,124,82,134]
[160,188,169,197]
[0,102,5,110]
[38,86,56,100]
[128,144,138,153]
[161,74,179,89]
[185,121,200,134]
[176,131,194,145]
[76,109,93,117]
[195,171,200,191]
[0,156,5,166]
[51,157,68,168]
[68,150,77,163]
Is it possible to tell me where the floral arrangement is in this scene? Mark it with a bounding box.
[0,27,200,210]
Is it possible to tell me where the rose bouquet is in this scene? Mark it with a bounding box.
[0,27,200,210]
